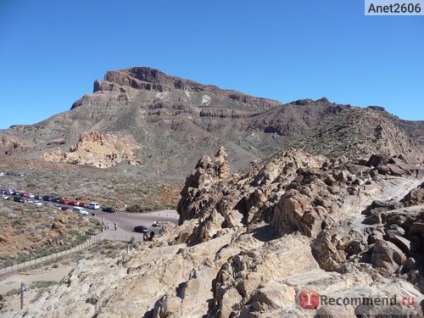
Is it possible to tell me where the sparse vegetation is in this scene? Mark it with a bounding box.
[0,198,102,268]
[30,280,57,290]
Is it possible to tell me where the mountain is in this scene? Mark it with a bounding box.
[2,67,424,317]
[0,67,423,177]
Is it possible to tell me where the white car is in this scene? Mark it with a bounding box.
[87,202,100,210]
[72,207,89,215]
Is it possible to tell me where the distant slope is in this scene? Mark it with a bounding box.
[289,107,424,162]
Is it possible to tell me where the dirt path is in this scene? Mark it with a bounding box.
[0,265,73,295]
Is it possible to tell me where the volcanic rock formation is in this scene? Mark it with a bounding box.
[0,134,30,155]
[43,130,140,168]
[6,147,424,317]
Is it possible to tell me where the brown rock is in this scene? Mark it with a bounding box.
[367,154,390,167]
[401,188,424,207]
[43,130,140,168]
[385,232,411,254]
[371,240,407,272]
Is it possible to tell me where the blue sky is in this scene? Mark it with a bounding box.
[0,0,423,129]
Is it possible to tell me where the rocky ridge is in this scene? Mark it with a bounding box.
[291,107,424,162]
[5,147,424,317]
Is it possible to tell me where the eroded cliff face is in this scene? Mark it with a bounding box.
[42,130,140,168]
[5,148,424,318]
[0,134,30,155]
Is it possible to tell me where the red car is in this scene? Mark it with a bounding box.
[59,198,69,205]
[69,200,80,206]
[21,192,29,197]
[79,202,87,207]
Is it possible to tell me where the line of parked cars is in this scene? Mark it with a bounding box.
[0,188,114,215]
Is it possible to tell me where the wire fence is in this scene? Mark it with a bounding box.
[0,210,178,277]
[0,232,107,276]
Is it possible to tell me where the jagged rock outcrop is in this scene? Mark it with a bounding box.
[0,134,30,155]
[176,148,326,244]
[42,130,140,168]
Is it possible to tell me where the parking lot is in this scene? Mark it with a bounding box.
[1,188,179,236]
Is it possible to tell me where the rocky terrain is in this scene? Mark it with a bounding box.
[0,199,102,268]
[1,67,423,177]
[2,146,424,317]
[43,130,140,168]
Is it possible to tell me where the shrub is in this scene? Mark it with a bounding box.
[126,204,142,212]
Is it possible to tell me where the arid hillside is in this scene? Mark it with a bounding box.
[1,67,423,177]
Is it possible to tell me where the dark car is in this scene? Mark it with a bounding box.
[133,225,149,233]
[43,195,54,201]
[13,196,25,203]
[102,207,116,213]
[51,197,62,203]
[34,195,43,200]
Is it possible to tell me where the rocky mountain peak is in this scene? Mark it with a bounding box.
[291,97,331,106]
[81,67,283,110]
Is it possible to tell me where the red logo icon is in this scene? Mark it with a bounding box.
[299,290,320,309]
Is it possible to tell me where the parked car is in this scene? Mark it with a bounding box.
[87,202,100,210]
[21,192,29,198]
[14,196,25,203]
[102,207,115,213]
[59,198,69,205]
[1,194,9,200]
[42,195,54,201]
[69,200,80,206]
[72,207,88,215]
[51,197,62,203]
[34,195,43,200]
[134,225,149,233]
[61,206,70,211]
[79,202,87,207]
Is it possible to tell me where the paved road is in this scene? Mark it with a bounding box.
[93,209,179,241]
[0,210,180,294]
